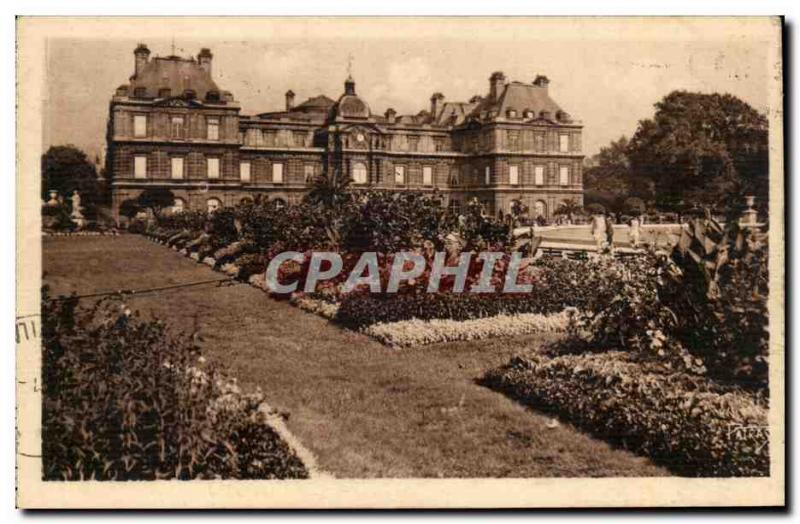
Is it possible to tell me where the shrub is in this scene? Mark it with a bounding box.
[481,351,769,477]
[41,288,308,480]
[234,253,267,281]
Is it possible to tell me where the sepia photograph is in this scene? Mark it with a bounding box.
[14,15,785,509]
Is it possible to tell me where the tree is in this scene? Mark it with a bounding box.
[305,165,353,210]
[119,199,142,219]
[627,91,768,216]
[136,188,175,218]
[41,145,101,218]
[554,198,584,222]
[624,197,646,215]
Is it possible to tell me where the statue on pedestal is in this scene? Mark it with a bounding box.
[70,190,86,228]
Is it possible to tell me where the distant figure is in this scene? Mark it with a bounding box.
[630,215,641,248]
[604,215,615,252]
[590,213,607,253]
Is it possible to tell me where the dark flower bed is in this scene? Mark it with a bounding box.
[41,288,308,480]
[481,351,769,477]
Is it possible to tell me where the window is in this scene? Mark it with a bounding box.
[170,157,184,179]
[559,134,569,153]
[304,164,315,182]
[534,132,545,152]
[293,131,306,147]
[394,165,405,184]
[507,131,520,151]
[207,198,222,213]
[171,116,185,139]
[434,137,446,152]
[207,158,220,179]
[408,135,419,152]
[507,109,517,118]
[207,118,219,140]
[272,163,284,183]
[172,198,185,214]
[533,200,547,218]
[240,162,251,182]
[134,155,147,178]
[559,165,570,186]
[484,166,491,185]
[352,162,368,184]
[133,115,147,137]
[509,165,519,185]
[423,166,433,186]
[534,165,545,186]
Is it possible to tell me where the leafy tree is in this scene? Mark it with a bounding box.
[119,199,141,219]
[628,91,768,216]
[554,198,584,222]
[624,197,646,215]
[41,145,101,218]
[136,188,175,218]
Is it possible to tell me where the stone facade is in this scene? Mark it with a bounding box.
[107,45,584,221]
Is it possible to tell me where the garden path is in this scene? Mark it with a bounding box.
[43,235,667,478]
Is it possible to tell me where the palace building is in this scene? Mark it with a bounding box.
[107,44,584,221]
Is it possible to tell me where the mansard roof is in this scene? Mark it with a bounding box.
[432,101,479,126]
[128,55,223,101]
[468,81,573,123]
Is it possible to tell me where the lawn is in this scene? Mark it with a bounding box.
[43,235,667,478]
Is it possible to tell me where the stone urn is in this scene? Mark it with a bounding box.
[45,190,59,206]
[741,195,758,226]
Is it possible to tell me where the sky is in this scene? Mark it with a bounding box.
[43,19,774,164]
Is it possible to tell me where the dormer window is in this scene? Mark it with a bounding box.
[540,110,551,120]
[133,87,147,98]
[506,109,517,118]
[524,110,534,119]
[158,87,171,98]
[206,90,220,102]
[183,89,196,100]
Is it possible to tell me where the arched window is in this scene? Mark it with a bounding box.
[207,197,222,213]
[172,198,186,214]
[533,200,547,218]
[240,196,253,206]
[272,198,287,210]
[352,162,368,184]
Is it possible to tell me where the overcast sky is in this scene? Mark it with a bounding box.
[43,20,773,163]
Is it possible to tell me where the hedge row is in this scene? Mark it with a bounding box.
[42,289,308,480]
[481,352,769,477]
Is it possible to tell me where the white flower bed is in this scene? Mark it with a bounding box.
[363,311,571,348]
[290,295,339,320]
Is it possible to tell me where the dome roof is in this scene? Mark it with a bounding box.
[329,76,371,120]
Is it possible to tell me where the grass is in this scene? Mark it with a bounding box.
[43,235,668,478]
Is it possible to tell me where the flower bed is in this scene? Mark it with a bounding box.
[289,295,340,320]
[363,311,571,347]
[481,351,769,477]
[42,289,309,480]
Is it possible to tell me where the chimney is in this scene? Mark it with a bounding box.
[385,108,396,124]
[134,43,150,78]
[533,75,550,89]
[198,48,213,75]
[430,92,444,118]
[489,71,505,102]
[285,90,296,111]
